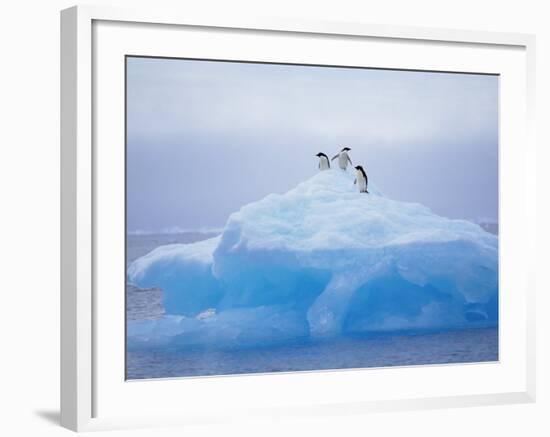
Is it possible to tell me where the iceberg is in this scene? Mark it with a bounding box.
[127,169,498,348]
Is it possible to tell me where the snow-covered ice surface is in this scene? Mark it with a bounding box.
[127,170,498,369]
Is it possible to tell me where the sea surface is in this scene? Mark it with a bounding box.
[126,232,499,380]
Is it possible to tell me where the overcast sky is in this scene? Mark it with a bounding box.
[126,56,498,233]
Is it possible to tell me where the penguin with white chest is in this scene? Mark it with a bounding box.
[354,165,369,193]
[331,147,353,170]
[315,153,331,171]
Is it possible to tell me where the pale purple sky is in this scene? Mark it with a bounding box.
[126,56,498,233]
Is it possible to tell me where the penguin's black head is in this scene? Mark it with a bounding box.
[355,165,363,170]
[342,147,351,151]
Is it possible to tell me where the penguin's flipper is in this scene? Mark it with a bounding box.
[354,178,357,185]
[331,154,339,161]
[348,156,353,165]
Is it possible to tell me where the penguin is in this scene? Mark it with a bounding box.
[315,152,331,170]
[331,147,353,170]
[354,165,369,193]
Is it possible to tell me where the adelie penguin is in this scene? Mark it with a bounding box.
[331,147,353,170]
[354,165,369,193]
[315,152,331,171]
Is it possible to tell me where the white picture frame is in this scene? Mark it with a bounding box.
[60,5,536,432]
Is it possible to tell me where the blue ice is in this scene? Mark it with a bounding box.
[127,170,498,348]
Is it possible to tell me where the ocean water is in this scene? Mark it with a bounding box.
[127,328,498,379]
[126,232,498,380]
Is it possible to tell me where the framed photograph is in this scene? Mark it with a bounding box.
[61,5,536,431]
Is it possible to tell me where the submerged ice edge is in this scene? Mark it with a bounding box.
[126,327,499,379]
[127,170,498,348]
